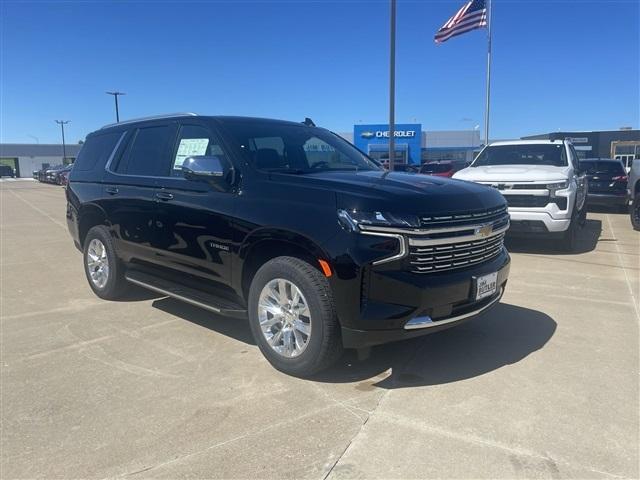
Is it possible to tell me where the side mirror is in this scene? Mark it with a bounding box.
[181,155,231,188]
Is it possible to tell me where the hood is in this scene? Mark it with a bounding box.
[270,170,506,216]
[453,165,571,183]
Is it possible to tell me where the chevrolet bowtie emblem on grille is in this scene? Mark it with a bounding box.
[475,224,493,238]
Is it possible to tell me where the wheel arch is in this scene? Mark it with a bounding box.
[238,229,332,301]
[78,203,110,247]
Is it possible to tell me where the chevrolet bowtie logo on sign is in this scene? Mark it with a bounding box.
[475,224,493,238]
[360,131,375,139]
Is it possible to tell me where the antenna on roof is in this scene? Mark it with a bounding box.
[302,117,316,127]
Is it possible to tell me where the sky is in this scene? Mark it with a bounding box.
[1,0,638,144]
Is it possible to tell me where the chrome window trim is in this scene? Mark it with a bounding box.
[404,287,503,330]
[360,231,408,265]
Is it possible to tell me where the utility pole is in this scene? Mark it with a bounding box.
[55,120,69,163]
[388,0,397,172]
[106,91,125,122]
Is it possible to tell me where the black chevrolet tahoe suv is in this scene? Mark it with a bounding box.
[66,114,510,376]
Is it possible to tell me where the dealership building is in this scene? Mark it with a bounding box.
[522,129,640,170]
[340,124,481,169]
[0,144,82,178]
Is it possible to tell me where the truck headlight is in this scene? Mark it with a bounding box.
[337,209,419,232]
[546,180,570,196]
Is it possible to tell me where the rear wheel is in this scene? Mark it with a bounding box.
[248,256,342,377]
[631,193,640,231]
[83,225,126,300]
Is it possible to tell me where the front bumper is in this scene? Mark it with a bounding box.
[507,210,571,233]
[340,250,510,348]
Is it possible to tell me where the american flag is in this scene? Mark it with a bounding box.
[435,0,488,44]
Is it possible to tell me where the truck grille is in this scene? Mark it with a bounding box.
[419,205,508,229]
[409,232,505,273]
[504,195,550,208]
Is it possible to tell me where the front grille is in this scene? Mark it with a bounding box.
[504,195,549,208]
[409,232,505,273]
[419,205,508,229]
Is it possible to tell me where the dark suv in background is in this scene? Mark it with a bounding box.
[67,114,510,376]
[581,158,629,212]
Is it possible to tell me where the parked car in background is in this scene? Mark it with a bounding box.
[418,161,455,178]
[67,114,511,376]
[629,159,640,230]
[41,164,66,183]
[58,164,73,186]
[453,140,587,251]
[0,165,16,178]
[580,158,629,212]
[53,164,73,185]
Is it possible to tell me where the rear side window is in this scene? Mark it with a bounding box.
[74,132,122,171]
[116,125,173,176]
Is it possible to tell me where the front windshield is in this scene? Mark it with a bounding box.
[473,144,568,167]
[224,122,381,173]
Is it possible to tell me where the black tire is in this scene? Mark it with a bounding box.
[560,218,578,252]
[248,256,342,377]
[82,225,126,300]
[631,194,640,231]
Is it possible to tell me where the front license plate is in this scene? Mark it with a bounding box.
[475,272,498,300]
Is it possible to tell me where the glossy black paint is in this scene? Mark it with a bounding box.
[67,115,510,347]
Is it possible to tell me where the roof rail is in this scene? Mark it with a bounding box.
[101,112,198,129]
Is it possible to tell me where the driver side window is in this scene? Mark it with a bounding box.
[171,125,226,177]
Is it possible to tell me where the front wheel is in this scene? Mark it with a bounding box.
[560,218,578,252]
[248,256,342,377]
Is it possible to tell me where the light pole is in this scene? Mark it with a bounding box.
[388,0,396,172]
[55,120,69,163]
[106,91,125,122]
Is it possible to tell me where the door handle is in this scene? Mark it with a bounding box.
[155,192,174,201]
[106,186,119,195]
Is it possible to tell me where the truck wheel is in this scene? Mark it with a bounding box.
[632,194,640,231]
[248,256,342,377]
[560,219,578,252]
[83,225,126,300]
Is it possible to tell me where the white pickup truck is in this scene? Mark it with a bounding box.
[453,140,587,251]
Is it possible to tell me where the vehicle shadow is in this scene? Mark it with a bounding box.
[313,303,556,389]
[505,219,602,255]
[114,284,164,302]
[151,297,256,345]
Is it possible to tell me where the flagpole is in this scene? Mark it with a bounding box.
[389,0,396,171]
[484,0,493,146]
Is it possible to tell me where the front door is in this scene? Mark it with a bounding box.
[151,122,237,289]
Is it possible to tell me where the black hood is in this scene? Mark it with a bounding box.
[271,170,505,216]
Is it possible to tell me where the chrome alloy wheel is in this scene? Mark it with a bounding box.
[258,278,312,358]
[86,239,109,289]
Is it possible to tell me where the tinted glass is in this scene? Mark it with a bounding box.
[74,132,121,171]
[119,125,172,176]
[581,161,626,175]
[225,122,380,173]
[171,125,228,176]
[473,144,567,167]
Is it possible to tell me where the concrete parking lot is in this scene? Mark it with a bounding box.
[1,179,638,479]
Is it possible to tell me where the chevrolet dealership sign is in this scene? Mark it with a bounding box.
[354,123,422,165]
[361,130,417,139]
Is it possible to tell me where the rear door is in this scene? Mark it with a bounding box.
[151,121,238,289]
[102,122,177,264]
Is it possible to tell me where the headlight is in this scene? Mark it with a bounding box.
[546,180,570,195]
[337,209,419,231]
